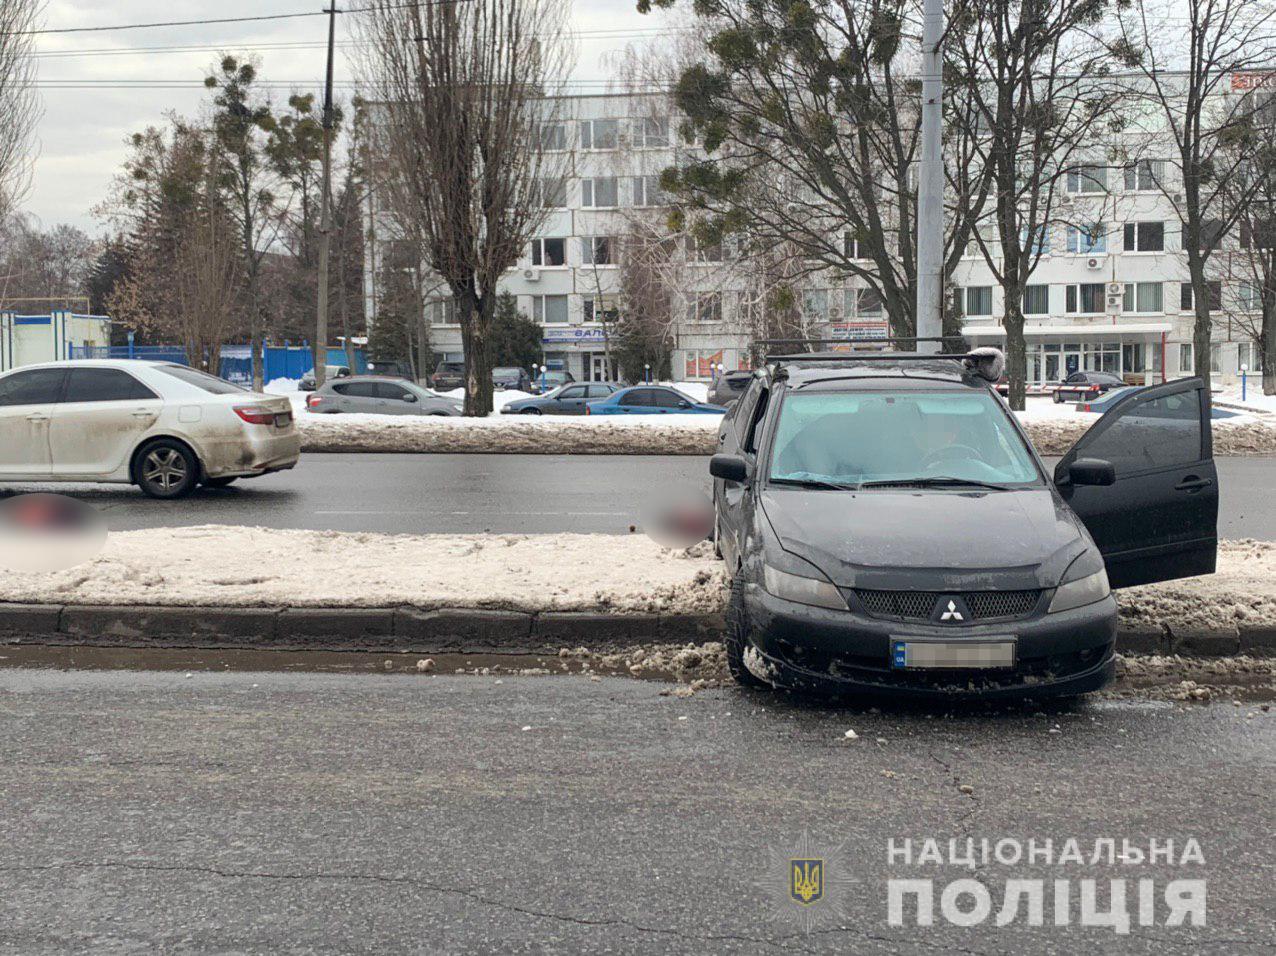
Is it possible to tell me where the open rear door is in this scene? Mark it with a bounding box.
[1054,378,1217,589]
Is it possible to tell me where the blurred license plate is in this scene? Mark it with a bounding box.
[891,638,1016,670]
[274,413,292,427]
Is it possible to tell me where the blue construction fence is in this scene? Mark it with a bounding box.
[69,344,366,384]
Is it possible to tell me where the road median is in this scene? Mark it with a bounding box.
[296,413,1276,457]
[0,528,1272,657]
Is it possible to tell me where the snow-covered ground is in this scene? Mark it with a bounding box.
[1,527,1270,632]
[0,527,724,614]
[1212,384,1276,415]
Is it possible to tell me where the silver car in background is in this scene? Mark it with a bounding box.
[305,376,463,416]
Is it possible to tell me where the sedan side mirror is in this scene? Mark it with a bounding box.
[403,393,418,403]
[710,454,750,483]
[678,400,691,409]
[1067,458,1116,487]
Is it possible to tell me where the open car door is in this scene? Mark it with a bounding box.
[1054,377,1217,590]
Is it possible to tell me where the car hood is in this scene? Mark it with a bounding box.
[760,486,1090,591]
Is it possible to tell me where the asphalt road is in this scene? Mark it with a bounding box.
[0,666,1270,953]
[2,453,1274,539]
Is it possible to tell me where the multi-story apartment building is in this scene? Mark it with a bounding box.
[364,85,1269,385]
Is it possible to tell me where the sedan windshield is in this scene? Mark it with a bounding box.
[768,391,1040,488]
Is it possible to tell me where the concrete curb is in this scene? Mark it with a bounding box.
[0,602,1270,657]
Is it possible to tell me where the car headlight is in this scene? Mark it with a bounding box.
[763,564,847,611]
[501,405,513,414]
[1047,568,1111,614]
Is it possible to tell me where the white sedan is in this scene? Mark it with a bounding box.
[0,360,301,499]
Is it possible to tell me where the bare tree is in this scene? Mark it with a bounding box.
[949,0,1121,408]
[356,0,574,416]
[0,0,41,224]
[1114,0,1276,388]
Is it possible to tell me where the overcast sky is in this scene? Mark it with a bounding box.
[26,0,665,234]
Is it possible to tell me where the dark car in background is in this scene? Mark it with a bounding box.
[430,362,466,391]
[298,366,350,392]
[708,370,754,408]
[586,385,727,415]
[1052,370,1125,403]
[529,370,575,394]
[493,366,534,392]
[365,360,412,380]
[710,349,1217,700]
[502,382,621,415]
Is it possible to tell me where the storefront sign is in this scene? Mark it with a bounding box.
[542,327,607,345]
[1232,71,1276,91]
[829,321,891,341]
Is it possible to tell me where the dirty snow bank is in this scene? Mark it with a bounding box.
[1118,539,1276,631]
[0,527,727,613]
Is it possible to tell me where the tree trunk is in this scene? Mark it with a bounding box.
[1185,238,1212,391]
[1004,301,1027,411]
[459,291,492,417]
[1262,296,1276,396]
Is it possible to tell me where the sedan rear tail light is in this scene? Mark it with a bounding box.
[306,394,323,408]
[234,405,277,425]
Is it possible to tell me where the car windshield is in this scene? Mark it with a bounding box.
[768,390,1040,488]
[155,364,246,395]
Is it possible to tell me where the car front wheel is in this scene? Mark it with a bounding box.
[135,439,200,500]
[725,578,770,689]
[522,408,542,415]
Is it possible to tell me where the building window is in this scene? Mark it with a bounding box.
[536,178,566,208]
[1124,221,1165,252]
[540,123,566,151]
[1125,159,1166,191]
[686,292,723,323]
[631,175,666,207]
[846,287,883,317]
[801,289,829,323]
[427,298,457,326]
[1066,223,1107,254]
[1023,284,1049,315]
[965,286,993,316]
[1066,165,1108,194]
[1238,341,1259,372]
[581,236,615,266]
[1123,342,1145,373]
[683,349,725,380]
[1123,282,1163,313]
[530,237,566,267]
[1210,344,1222,374]
[843,232,866,260]
[688,237,723,262]
[632,116,668,148]
[531,294,569,325]
[581,177,619,208]
[1180,281,1222,311]
[1239,282,1263,311]
[1240,217,1276,250]
[579,118,619,150]
[583,295,620,323]
[1021,225,1049,256]
[1179,343,1194,373]
[1065,283,1105,314]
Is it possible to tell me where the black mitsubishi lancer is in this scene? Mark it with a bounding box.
[710,349,1218,700]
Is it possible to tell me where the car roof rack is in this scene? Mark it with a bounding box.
[755,341,1006,384]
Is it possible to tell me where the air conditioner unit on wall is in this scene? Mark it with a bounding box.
[1086,257,1106,270]
[523,268,540,282]
[1107,282,1124,296]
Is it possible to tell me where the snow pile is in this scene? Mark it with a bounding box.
[298,413,720,454]
[442,387,535,409]
[1119,539,1276,631]
[1212,384,1276,415]
[264,378,300,394]
[0,527,728,614]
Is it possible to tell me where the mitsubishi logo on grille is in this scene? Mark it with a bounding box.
[934,596,969,623]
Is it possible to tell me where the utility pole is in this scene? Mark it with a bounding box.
[915,0,944,354]
[314,4,339,388]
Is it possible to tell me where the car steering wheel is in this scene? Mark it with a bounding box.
[922,444,982,468]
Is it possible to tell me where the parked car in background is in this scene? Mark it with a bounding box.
[586,385,727,415]
[0,360,300,499]
[306,376,462,416]
[708,370,754,408]
[431,362,466,391]
[502,382,621,415]
[1052,371,1125,404]
[1078,384,1238,419]
[529,370,575,394]
[493,366,534,392]
[299,366,351,392]
[365,359,412,380]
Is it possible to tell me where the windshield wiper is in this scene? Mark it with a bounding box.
[857,477,1013,491]
[770,477,861,491]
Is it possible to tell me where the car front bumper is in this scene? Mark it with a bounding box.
[742,584,1117,700]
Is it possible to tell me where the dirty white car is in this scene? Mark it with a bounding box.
[0,360,300,499]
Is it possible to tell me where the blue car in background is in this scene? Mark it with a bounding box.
[586,385,727,415]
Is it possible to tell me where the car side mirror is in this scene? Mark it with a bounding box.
[710,454,750,483]
[403,393,418,403]
[678,400,691,409]
[1066,458,1116,487]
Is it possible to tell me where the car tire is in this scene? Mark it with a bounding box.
[203,476,238,488]
[522,408,542,415]
[1053,391,1064,404]
[725,578,770,689]
[134,438,200,500]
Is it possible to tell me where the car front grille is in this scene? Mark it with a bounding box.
[853,589,1041,622]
